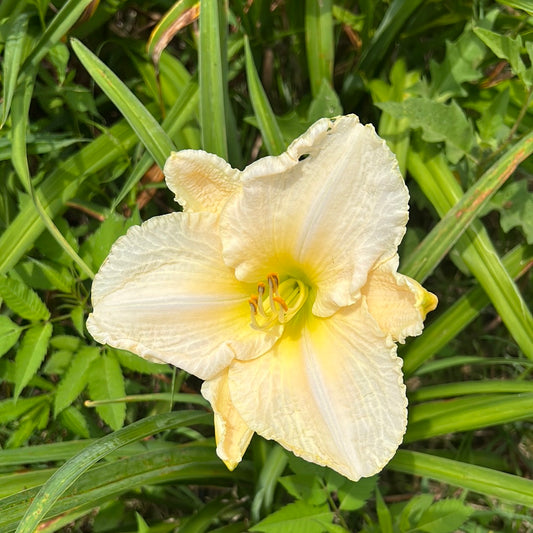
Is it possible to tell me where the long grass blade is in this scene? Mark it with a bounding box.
[16,411,211,533]
[71,38,175,169]
[389,450,533,507]
[198,0,228,159]
[244,37,285,156]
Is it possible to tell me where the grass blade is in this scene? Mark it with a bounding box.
[402,244,532,375]
[402,130,533,281]
[198,0,228,158]
[389,450,533,507]
[305,0,334,97]
[244,36,285,156]
[16,411,211,533]
[407,146,533,360]
[71,38,175,169]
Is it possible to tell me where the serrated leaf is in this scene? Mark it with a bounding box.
[6,402,50,448]
[416,499,474,533]
[43,349,72,375]
[112,347,169,375]
[279,475,327,506]
[0,274,50,321]
[88,351,126,430]
[376,98,473,163]
[399,493,434,532]
[487,179,533,244]
[250,501,333,533]
[429,29,486,99]
[338,475,377,511]
[54,346,100,417]
[0,395,49,424]
[307,79,343,123]
[0,315,22,358]
[14,322,53,399]
[58,405,90,438]
[474,27,529,87]
[80,211,141,271]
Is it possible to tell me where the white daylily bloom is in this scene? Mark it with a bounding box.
[87,114,437,481]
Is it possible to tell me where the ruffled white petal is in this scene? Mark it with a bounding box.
[201,371,254,470]
[219,114,409,317]
[164,150,240,214]
[87,212,281,381]
[227,301,407,481]
[362,256,438,343]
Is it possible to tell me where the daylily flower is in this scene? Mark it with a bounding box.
[87,114,437,481]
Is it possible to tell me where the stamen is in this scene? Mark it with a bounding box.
[267,273,280,312]
[257,282,267,316]
[273,296,288,312]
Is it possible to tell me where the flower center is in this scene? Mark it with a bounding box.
[248,273,308,331]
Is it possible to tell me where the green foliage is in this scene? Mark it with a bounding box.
[0,0,531,531]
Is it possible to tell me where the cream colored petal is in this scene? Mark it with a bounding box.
[87,212,281,381]
[164,150,240,213]
[227,302,407,481]
[362,257,438,343]
[201,371,254,470]
[219,114,409,317]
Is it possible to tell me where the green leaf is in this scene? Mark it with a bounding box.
[389,450,533,507]
[487,179,533,243]
[15,411,212,533]
[250,501,334,533]
[416,499,474,533]
[80,210,141,271]
[1,13,30,127]
[113,348,170,375]
[399,493,433,532]
[57,406,90,439]
[305,0,334,98]
[244,36,285,156]
[495,0,533,14]
[375,488,393,533]
[377,98,473,163]
[0,274,50,321]
[6,401,51,448]
[307,79,343,123]
[0,315,22,358]
[70,38,175,169]
[337,476,377,511]
[279,475,328,506]
[474,27,529,87]
[198,0,228,159]
[14,322,53,399]
[0,395,50,425]
[54,346,100,417]
[88,351,126,430]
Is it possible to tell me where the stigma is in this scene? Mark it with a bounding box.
[248,273,307,331]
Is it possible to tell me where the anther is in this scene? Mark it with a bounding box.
[257,282,267,316]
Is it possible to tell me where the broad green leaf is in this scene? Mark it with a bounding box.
[7,401,50,448]
[14,322,53,399]
[495,0,533,14]
[113,348,170,375]
[0,395,50,425]
[428,28,486,100]
[307,80,343,123]
[1,13,29,127]
[15,411,211,533]
[416,498,474,533]
[88,351,126,431]
[71,38,175,169]
[486,179,533,243]
[389,450,533,507]
[57,406,90,438]
[305,0,334,97]
[474,27,529,87]
[80,210,141,271]
[279,475,327,506]
[54,346,100,417]
[0,274,50,321]
[377,98,473,163]
[476,87,510,147]
[244,36,285,156]
[338,476,376,511]
[399,493,433,532]
[375,488,393,533]
[250,501,334,533]
[0,315,22,357]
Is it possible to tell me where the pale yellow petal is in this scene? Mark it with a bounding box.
[201,371,254,470]
[219,114,409,317]
[87,212,281,380]
[227,302,407,481]
[362,257,438,343]
[164,150,240,213]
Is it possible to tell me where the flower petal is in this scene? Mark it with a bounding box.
[202,370,254,470]
[87,212,281,380]
[164,150,240,213]
[362,257,438,343]
[219,114,409,317]
[227,302,407,481]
